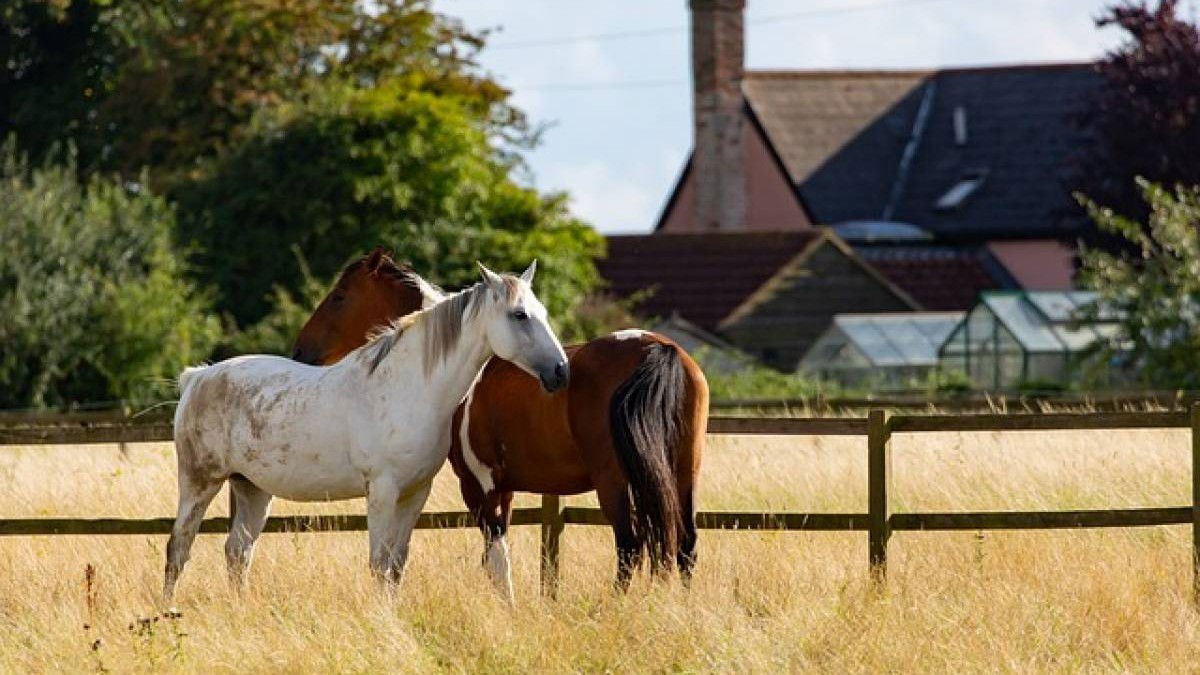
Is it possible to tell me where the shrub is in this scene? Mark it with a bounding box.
[1078,179,1200,388]
[0,140,220,407]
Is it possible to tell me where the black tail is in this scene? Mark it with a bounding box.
[609,342,686,575]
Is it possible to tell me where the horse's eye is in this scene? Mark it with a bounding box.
[512,309,528,322]
[331,293,345,305]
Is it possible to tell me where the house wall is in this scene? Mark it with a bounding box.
[988,240,1075,290]
[719,244,913,371]
[744,116,812,230]
[659,111,812,233]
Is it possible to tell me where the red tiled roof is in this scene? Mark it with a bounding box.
[598,232,821,330]
[855,246,1015,311]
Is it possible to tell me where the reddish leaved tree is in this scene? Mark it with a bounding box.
[1072,0,1200,226]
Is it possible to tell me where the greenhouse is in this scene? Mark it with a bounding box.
[938,291,1120,390]
[799,312,964,389]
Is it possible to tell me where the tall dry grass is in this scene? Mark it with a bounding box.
[0,427,1197,672]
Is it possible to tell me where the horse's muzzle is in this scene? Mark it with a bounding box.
[539,359,569,393]
[291,346,319,365]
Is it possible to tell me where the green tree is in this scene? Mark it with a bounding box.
[5,0,607,357]
[226,248,330,356]
[1078,179,1200,387]
[3,0,527,185]
[175,84,602,333]
[0,140,221,407]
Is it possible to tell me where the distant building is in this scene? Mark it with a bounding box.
[599,0,1099,371]
[645,313,749,375]
[799,312,964,390]
[939,291,1120,390]
[599,230,917,371]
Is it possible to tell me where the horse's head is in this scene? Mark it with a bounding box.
[477,261,569,393]
[293,247,439,365]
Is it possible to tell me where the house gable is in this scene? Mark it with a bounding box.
[656,106,812,233]
[718,234,919,371]
[598,231,822,332]
[743,69,929,225]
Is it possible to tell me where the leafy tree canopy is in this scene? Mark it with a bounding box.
[1078,179,1200,388]
[3,0,609,393]
[175,83,603,334]
[1073,0,1200,226]
[2,0,528,186]
[0,140,221,407]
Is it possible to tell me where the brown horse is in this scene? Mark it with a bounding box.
[292,250,708,596]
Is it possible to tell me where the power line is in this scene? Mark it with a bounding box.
[521,79,687,92]
[487,0,960,51]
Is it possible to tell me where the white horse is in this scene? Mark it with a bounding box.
[164,262,568,601]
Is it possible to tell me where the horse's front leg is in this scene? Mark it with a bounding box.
[367,477,433,585]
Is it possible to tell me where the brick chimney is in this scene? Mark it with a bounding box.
[690,0,746,231]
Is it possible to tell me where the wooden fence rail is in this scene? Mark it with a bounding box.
[0,408,1196,598]
[710,390,1200,412]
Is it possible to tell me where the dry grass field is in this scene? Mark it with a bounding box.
[1,426,1198,672]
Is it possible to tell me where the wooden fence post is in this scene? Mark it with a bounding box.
[1191,403,1200,605]
[540,494,563,597]
[868,409,893,580]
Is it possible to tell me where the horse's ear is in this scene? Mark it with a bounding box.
[477,261,504,295]
[520,259,537,284]
[365,246,389,274]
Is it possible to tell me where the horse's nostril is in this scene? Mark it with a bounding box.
[554,361,569,382]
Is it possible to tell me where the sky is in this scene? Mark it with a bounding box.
[433,0,1134,234]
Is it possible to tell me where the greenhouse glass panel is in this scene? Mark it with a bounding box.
[914,316,963,344]
[941,324,968,356]
[936,291,1120,391]
[1027,353,1067,383]
[1050,324,1101,351]
[877,319,937,365]
[839,320,905,366]
[983,294,1064,353]
[1027,292,1083,322]
[1066,291,1114,320]
[999,353,1026,387]
[966,304,996,350]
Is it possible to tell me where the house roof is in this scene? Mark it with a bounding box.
[855,245,1017,311]
[598,231,821,330]
[831,312,965,367]
[743,70,928,224]
[739,63,1100,240]
[956,291,1118,354]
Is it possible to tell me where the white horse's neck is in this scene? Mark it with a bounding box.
[366,301,493,414]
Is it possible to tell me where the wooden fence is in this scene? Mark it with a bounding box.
[710,389,1200,412]
[1,408,1197,598]
[5,388,1198,422]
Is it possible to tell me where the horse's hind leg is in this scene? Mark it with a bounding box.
[225,475,273,590]
[595,475,641,592]
[163,476,223,603]
[677,485,698,584]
